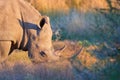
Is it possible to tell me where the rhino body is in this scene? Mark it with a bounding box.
[0,0,59,62]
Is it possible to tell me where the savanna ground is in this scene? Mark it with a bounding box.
[0,0,120,80]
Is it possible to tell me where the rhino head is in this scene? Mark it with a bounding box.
[27,16,60,63]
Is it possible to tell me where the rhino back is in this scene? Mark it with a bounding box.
[0,0,42,49]
[0,0,23,47]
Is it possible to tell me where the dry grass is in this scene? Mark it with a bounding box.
[0,50,31,70]
[8,50,31,63]
[25,0,111,13]
[69,0,109,12]
[77,46,98,68]
[0,41,119,80]
[27,0,69,13]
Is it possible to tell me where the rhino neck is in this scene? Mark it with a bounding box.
[18,0,41,50]
[19,27,29,51]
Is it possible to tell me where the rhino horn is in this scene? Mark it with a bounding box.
[69,46,83,60]
[54,45,66,56]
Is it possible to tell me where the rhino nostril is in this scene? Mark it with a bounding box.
[39,51,47,57]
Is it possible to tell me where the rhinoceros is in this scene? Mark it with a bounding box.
[0,0,60,63]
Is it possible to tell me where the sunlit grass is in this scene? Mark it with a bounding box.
[7,50,31,64]
[26,0,110,13]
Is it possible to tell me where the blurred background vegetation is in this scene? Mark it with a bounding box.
[25,0,120,48]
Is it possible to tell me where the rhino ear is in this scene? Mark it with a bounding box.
[39,16,49,29]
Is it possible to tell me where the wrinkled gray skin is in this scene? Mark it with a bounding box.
[0,0,59,63]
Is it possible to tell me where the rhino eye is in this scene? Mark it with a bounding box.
[39,51,47,57]
[40,18,45,28]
